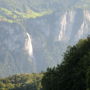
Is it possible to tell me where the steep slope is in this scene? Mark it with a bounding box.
[0,0,90,77]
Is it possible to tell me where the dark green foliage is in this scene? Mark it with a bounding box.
[42,38,90,90]
[0,73,43,90]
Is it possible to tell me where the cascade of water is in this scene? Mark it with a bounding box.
[25,32,33,56]
[84,10,90,21]
[24,32,37,72]
[76,22,85,39]
[75,10,90,42]
[59,12,67,41]
[58,11,75,41]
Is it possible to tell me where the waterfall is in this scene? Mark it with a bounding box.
[25,32,33,56]
[24,32,37,72]
[76,22,85,40]
[84,10,90,21]
[59,12,67,41]
[58,11,75,41]
[75,10,90,42]
[76,10,90,40]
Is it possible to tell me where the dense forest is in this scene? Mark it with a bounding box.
[0,37,90,90]
[42,37,90,90]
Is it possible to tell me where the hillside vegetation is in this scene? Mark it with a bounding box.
[42,37,90,90]
[0,73,43,90]
[0,37,90,90]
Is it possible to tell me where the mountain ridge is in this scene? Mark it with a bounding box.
[0,0,90,77]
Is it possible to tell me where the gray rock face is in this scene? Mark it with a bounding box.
[0,0,90,77]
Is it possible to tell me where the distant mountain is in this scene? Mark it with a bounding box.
[0,0,90,77]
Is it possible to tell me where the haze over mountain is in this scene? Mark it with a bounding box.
[0,0,90,77]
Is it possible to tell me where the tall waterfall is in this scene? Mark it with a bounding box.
[58,11,75,41]
[75,10,90,41]
[75,22,86,41]
[25,32,33,56]
[24,32,37,72]
[84,10,90,21]
[59,12,67,41]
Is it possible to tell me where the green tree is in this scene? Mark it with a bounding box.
[42,37,90,90]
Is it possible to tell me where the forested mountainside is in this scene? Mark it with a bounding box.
[0,37,90,90]
[42,37,90,90]
[0,0,90,77]
[0,73,43,90]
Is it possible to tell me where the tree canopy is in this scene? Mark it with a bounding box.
[41,38,90,90]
